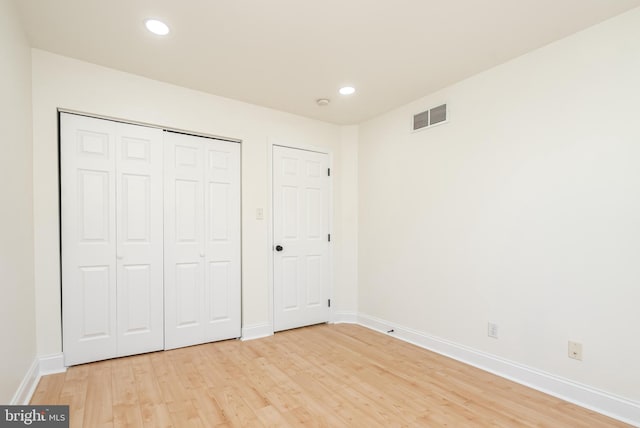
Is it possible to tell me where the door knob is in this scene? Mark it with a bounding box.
[275,245,283,252]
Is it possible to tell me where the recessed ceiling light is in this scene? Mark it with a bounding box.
[145,19,170,36]
[339,86,356,95]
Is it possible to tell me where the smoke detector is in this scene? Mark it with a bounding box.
[316,98,330,106]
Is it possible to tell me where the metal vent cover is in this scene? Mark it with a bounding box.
[413,110,429,130]
[413,103,447,131]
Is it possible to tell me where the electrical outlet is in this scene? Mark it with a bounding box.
[488,322,498,339]
[568,341,583,361]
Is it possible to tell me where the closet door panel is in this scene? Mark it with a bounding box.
[164,132,206,350]
[115,123,164,356]
[62,114,164,365]
[164,132,241,349]
[61,113,117,366]
[204,140,241,341]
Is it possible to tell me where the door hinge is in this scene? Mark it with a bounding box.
[328,299,331,308]
[328,234,331,242]
[328,168,331,176]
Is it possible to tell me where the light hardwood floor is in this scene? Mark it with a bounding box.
[31,324,628,427]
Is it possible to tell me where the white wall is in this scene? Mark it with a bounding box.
[31,50,358,356]
[0,0,37,404]
[358,8,640,402]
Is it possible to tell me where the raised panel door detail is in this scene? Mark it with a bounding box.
[122,174,150,242]
[78,130,109,158]
[306,160,322,178]
[306,187,321,239]
[209,182,229,241]
[175,145,199,167]
[209,262,230,321]
[208,150,228,170]
[306,255,321,306]
[176,263,200,327]
[121,264,151,334]
[175,180,199,242]
[78,170,110,242]
[80,266,111,339]
[282,186,299,240]
[122,137,150,162]
[282,257,298,310]
[282,157,298,176]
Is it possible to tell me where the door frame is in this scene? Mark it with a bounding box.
[267,139,334,335]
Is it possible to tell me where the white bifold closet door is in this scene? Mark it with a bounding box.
[61,113,164,366]
[164,131,241,350]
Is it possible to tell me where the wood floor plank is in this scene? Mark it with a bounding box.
[30,324,630,427]
[139,403,173,428]
[81,360,114,427]
[210,386,261,427]
[111,359,144,428]
[167,400,205,428]
[191,388,227,425]
[60,378,88,428]
[30,372,65,405]
[254,404,291,428]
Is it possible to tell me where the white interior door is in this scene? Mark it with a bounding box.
[61,113,164,366]
[164,132,241,349]
[273,145,330,332]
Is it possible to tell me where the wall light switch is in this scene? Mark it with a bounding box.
[488,322,498,339]
[256,208,264,220]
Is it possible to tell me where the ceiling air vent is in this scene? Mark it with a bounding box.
[413,103,448,131]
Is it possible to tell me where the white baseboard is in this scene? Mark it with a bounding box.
[10,353,66,405]
[331,311,358,324]
[241,323,274,341]
[39,353,66,376]
[10,358,39,405]
[356,313,640,427]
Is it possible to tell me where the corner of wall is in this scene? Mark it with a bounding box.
[241,323,274,341]
[10,354,66,405]
[10,358,39,405]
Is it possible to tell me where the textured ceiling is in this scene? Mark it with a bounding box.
[16,0,640,124]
